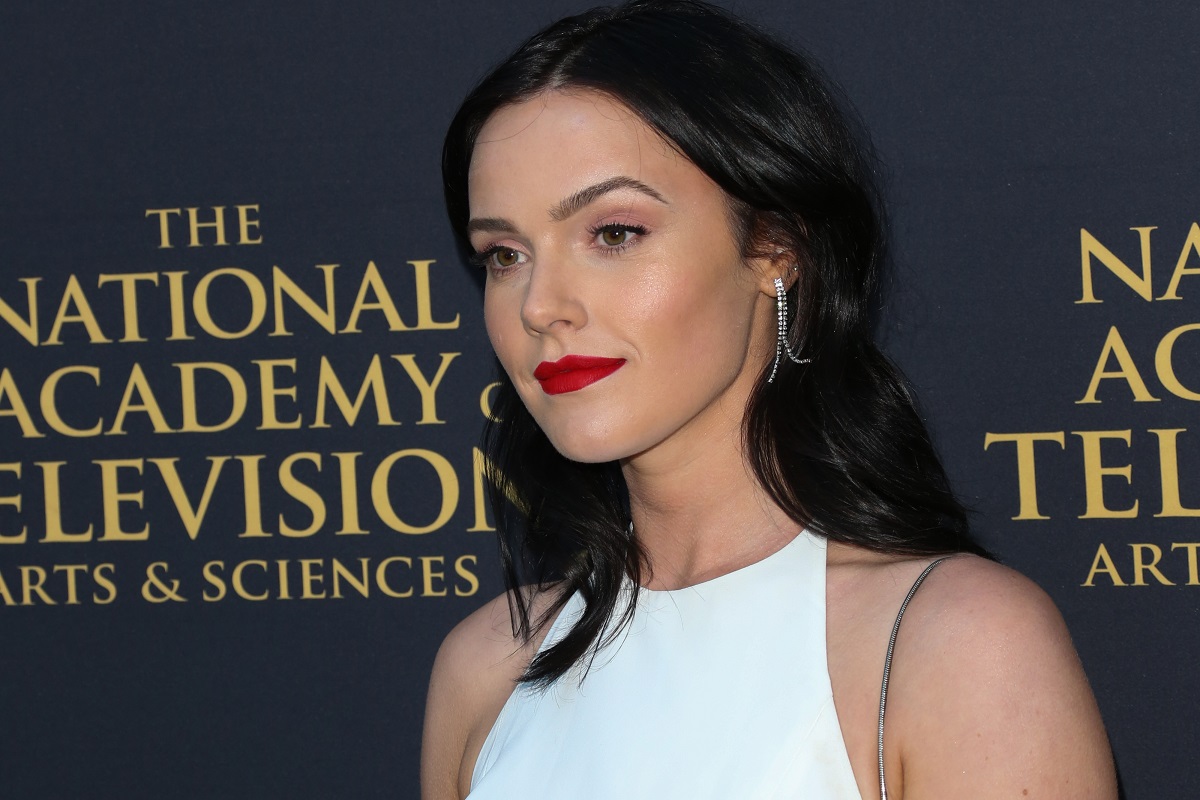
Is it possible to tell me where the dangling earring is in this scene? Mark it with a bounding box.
[768,275,811,383]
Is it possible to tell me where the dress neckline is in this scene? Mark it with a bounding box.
[468,524,864,799]
[637,529,814,597]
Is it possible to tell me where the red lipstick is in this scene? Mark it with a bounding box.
[533,355,626,395]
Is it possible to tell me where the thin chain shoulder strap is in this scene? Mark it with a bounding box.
[877,556,951,800]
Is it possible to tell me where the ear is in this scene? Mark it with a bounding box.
[747,248,799,296]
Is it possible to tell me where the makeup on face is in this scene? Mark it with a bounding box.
[533,355,627,395]
[468,91,768,464]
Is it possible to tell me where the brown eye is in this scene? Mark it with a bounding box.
[494,247,520,267]
[600,228,630,246]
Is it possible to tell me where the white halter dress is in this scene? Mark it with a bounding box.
[468,530,864,799]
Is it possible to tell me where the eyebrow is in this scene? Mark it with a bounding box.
[465,216,517,237]
[465,175,668,237]
[548,175,667,222]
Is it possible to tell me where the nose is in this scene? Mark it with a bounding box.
[520,259,586,335]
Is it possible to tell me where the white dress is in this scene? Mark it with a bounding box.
[468,531,864,799]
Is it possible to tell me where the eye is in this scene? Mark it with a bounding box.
[592,223,647,251]
[600,227,631,246]
[493,247,521,267]
[469,245,528,273]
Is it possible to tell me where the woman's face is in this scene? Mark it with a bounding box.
[467,90,777,464]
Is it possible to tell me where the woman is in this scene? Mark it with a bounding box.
[423,1,1117,797]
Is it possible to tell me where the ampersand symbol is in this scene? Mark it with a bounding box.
[141,562,186,603]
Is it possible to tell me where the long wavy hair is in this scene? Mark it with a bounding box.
[443,0,986,687]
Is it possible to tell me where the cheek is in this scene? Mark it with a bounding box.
[483,292,516,360]
[483,293,543,410]
[621,271,673,327]
[625,268,750,367]
[612,273,690,370]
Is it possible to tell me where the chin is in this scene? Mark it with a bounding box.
[543,432,627,465]
[537,418,633,465]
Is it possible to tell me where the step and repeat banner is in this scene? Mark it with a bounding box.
[2,2,1196,797]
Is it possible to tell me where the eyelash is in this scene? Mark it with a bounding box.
[469,223,650,273]
[588,222,648,256]
[467,246,516,271]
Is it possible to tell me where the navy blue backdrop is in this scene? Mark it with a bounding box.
[2,2,1197,797]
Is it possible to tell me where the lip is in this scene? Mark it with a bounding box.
[533,355,627,395]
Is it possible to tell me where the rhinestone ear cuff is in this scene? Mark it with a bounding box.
[768,276,811,383]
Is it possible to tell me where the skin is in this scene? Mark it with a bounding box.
[421,90,1117,799]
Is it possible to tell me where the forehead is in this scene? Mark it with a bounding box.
[467,90,711,212]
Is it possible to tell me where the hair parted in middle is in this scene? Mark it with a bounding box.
[443,0,984,687]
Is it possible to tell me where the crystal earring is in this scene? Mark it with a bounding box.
[768,276,811,383]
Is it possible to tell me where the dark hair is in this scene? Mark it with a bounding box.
[443,0,986,687]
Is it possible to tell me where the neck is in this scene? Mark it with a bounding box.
[622,410,799,591]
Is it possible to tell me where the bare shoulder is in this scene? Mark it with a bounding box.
[420,587,561,800]
[901,555,1068,649]
[886,555,1118,799]
[896,555,1090,694]
[434,589,531,688]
